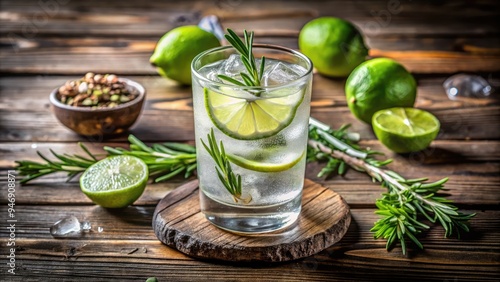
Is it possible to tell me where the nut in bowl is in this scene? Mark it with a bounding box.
[49,73,146,136]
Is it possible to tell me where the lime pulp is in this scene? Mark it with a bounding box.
[204,87,304,140]
[80,155,148,208]
[227,149,305,172]
[372,107,440,153]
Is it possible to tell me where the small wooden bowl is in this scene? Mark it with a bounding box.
[49,78,146,136]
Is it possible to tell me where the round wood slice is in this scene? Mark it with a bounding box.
[153,179,351,262]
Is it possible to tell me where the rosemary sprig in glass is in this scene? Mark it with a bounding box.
[16,135,197,184]
[218,29,266,90]
[307,117,475,255]
[197,28,267,202]
[200,129,250,203]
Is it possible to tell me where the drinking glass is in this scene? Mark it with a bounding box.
[191,44,313,233]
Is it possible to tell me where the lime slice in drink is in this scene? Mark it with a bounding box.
[227,149,305,172]
[80,155,148,208]
[372,107,440,153]
[204,87,304,140]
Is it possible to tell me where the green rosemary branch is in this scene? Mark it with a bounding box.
[218,29,266,88]
[367,164,475,254]
[307,117,475,255]
[15,142,98,184]
[104,135,197,183]
[200,128,250,203]
[15,135,197,184]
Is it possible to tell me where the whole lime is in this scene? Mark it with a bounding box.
[299,17,368,77]
[345,58,417,124]
[150,26,221,85]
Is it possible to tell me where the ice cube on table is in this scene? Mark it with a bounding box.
[262,62,303,86]
[81,221,92,232]
[50,215,82,238]
[443,74,494,100]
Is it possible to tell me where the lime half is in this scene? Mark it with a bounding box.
[80,155,148,208]
[204,87,304,140]
[372,107,440,153]
[227,149,305,172]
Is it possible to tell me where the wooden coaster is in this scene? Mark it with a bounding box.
[153,179,351,262]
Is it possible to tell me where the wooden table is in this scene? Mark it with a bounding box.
[1,1,499,281]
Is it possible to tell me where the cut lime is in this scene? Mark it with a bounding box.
[227,149,305,172]
[80,155,148,208]
[204,87,304,140]
[372,107,440,153]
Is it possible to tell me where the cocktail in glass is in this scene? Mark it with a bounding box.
[191,44,313,233]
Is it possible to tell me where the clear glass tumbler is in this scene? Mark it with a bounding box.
[191,44,313,234]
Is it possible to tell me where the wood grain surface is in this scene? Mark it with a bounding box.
[1,0,499,281]
[153,179,351,262]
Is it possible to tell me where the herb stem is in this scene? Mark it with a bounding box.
[308,139,366,169]
[309,118,367,158]
[17,135,197,184]
[308,126,475,255]
[309,138,454,211]
[364,163,452,211]
[201,128,250,204]
[218,29,266,89]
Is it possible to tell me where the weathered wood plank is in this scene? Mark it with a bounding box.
[1,75,499,142]
[1,1,499,74]
[1,205,498,282]
[1,206,497,248]
[1,46,498,75]
[7,232,500,281]
[2,140,499,173]
[2,104,498,142]
[369,50,500,74]
[1,140,499,207]
[8,254,500,282]
[3,173,500,208]
[2,35,500,55]
[2,170,499,207]
[2,76,498,112]
[1,0,498,37]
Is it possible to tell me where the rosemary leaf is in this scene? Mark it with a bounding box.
[201,128,246,203]
[221,28,266,88]
[16,135,196,184]
[307,117,475,254]
[217,75,246,86]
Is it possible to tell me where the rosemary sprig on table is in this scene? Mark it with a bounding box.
[218,29,266,88]
[200,129,249,203]
[104,135,197,183]
[15,142,97,184]
[307,117,475,255]
[16,135,197,184]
